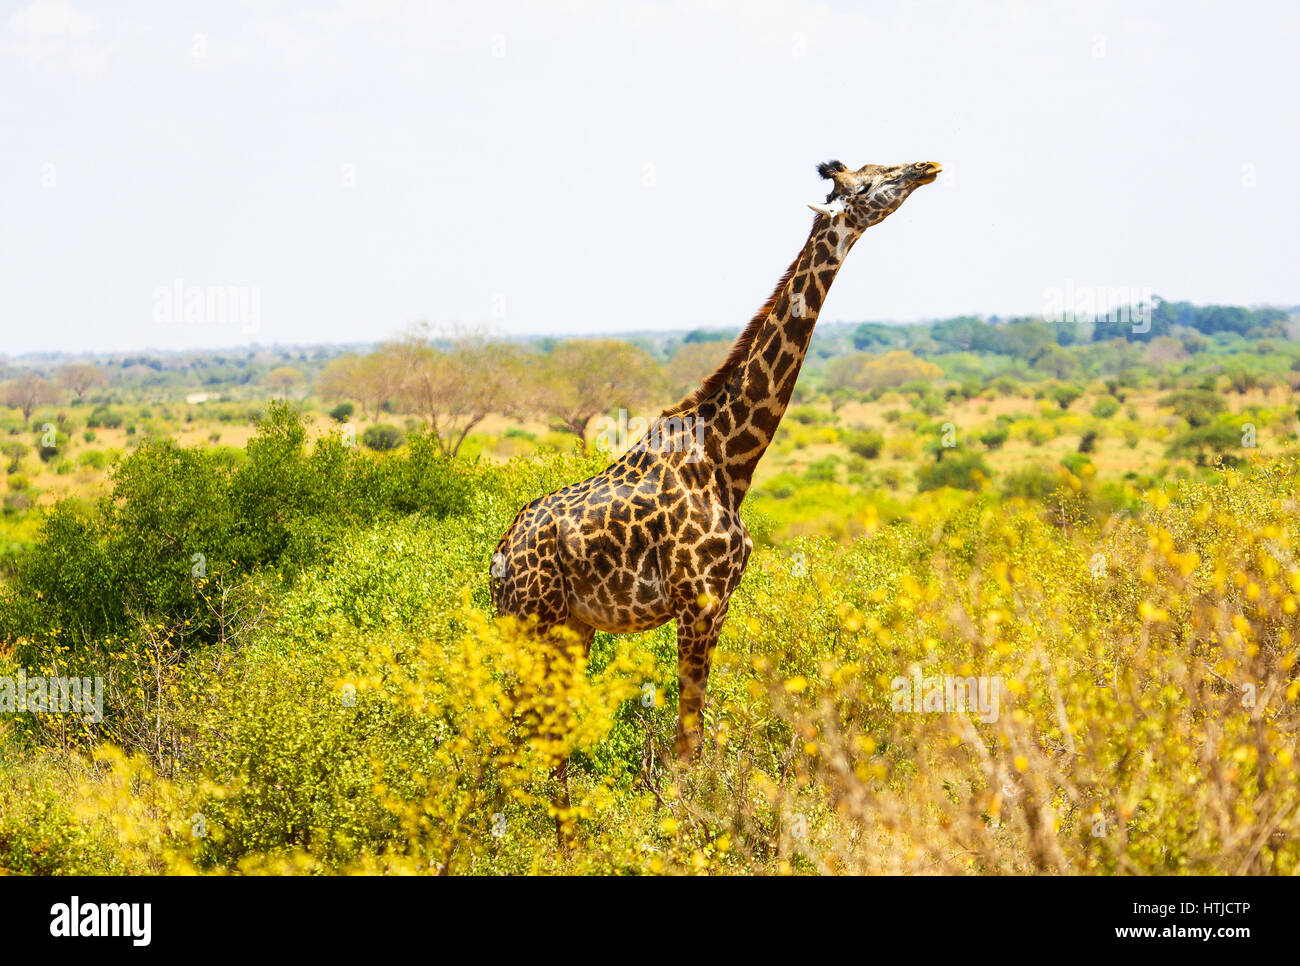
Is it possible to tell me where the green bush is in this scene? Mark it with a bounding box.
[1051,384,1082,410]
[37,429,69,462]
[180,636,426,869]
[362,423,405,451]
[789,406,834,426]
[1167,422,1245,467]
[1159,390,1225,428]
[804,456,840,483]
[842,428,884,460]
[4,436,1300,875]
[87,406,123,429]
[1091,397,1121,419]
[916,451,991,492]
[0,403,474,659]
[978,426,1009,450]
[1061,452,1092,475]
[2,491,34,516]
[1001,465,1060,502]
[0,754,127,874]
[2,442,26,473]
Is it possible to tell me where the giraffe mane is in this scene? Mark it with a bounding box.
[661,216,822,418]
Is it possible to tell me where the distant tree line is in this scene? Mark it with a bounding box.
[314,328,666,456]
[851,298,1292,357]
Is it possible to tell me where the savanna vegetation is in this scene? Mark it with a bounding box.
[2,295,1299,874]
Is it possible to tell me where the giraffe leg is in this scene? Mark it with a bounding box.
[674,599,729,762]
[548,617,595,852]
[554,755,570,852]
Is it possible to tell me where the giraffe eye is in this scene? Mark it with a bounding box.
[855,183,873,196]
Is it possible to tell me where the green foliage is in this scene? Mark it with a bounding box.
[1001,465,1061,502]
[1090,397,1121,419]
[2,491,34,516]
[181,636,425,869]
[1051,384,1083,410]
[788,405,834,426]
[842,428,885,459]
[0,753,128,874]
[1159,390,1227,428]
[978,426,1009,450]
[1061,452,1093,476]
[1152,300,1289,339]
[916,450,991,492]
[828,352,943,393]
[361,423,405,451]
[803,456,840,483]
[37,429,69,462]
[851,322,905,351]
[0,402,473,659]
[1226,369,1259,395]
[5,444,1300,874]
[5,298,1300,875]
[2,442,26,473]
[683,328,731,344]
[1167,421,1245,467]
[86,406,123,429]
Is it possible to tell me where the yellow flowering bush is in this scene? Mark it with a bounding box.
[2,452,1299,874]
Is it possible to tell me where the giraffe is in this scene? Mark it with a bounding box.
[492,158,941,762]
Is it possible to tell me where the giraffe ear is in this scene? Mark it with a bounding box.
[817,160,848,179]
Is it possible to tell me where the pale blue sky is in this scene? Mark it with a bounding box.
[2,0,1296,355]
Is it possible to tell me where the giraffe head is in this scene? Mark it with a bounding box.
[809,159,941,232]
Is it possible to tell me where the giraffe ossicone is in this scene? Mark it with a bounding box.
[808,198,845,217]
[492,157,941,762]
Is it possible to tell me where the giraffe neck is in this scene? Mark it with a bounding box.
[705,216,860,504]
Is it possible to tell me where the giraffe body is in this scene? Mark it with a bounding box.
[492,158,940,759]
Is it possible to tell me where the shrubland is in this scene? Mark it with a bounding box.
[2,402,1299,874]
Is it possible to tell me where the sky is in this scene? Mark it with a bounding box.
[1,0,1297,355]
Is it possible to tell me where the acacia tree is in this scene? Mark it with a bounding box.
[265,366,306,397]
[534,339,663,453]
[56,363,107,401]
[315,351,402,421]
[315,354,360,409]
[826,350,942,393]
[3,372,58,421]
[394,331,525,457]
[666,341,729,401]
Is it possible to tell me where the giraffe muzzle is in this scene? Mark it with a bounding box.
[913,161,943,185]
